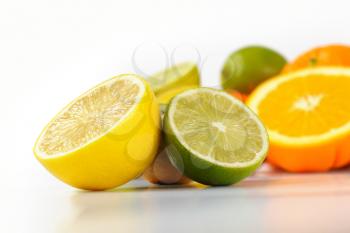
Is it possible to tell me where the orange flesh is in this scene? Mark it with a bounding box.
[258,74,350,137]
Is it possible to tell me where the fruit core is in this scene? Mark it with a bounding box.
[212,121,227,133]
[293,94,324,111]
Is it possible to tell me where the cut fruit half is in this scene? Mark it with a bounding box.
[164,88,269,186]
[34,74,160,190]
[247,67,350,171]
[147,62,200,103]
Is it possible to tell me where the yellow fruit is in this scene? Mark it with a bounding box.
[247,67,350,172]
[34,74,160,190]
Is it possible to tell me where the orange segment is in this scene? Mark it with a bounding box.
[247,67,350,172]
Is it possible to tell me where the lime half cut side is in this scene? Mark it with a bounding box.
[147,62,200,99]
[164,88,269,186]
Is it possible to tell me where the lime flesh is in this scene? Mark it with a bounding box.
[164,88,269,185]
[147,62,200,103]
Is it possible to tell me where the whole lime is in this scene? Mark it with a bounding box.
[221,45,287,94]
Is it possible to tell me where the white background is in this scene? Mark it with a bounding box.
[1,0,350,232]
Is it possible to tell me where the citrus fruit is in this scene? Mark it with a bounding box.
[247,67,350,172]
[34,74,160,190]
[221,45,287,94]
[163,88,269,186]
[156,85,198,104]
[283,44,350,73]
[147,62,200,104]
[143,105,190,185]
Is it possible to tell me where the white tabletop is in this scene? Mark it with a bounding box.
[3,164,350,233]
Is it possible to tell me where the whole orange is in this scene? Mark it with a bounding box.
[283,44,350,73]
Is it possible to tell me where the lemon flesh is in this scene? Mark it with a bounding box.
[34,74,160,190]
[164,88,268,185]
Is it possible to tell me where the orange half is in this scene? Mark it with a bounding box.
[247,67,350,172]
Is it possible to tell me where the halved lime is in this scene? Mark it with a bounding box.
[147,62,200,103]
[164,88,269,185]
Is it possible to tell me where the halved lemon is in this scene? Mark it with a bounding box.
[34,74,160,190]
[247,67,350,172]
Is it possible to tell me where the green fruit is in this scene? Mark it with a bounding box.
[163,88,269,186]
[221,45,287,94]
[147,62,200,104]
